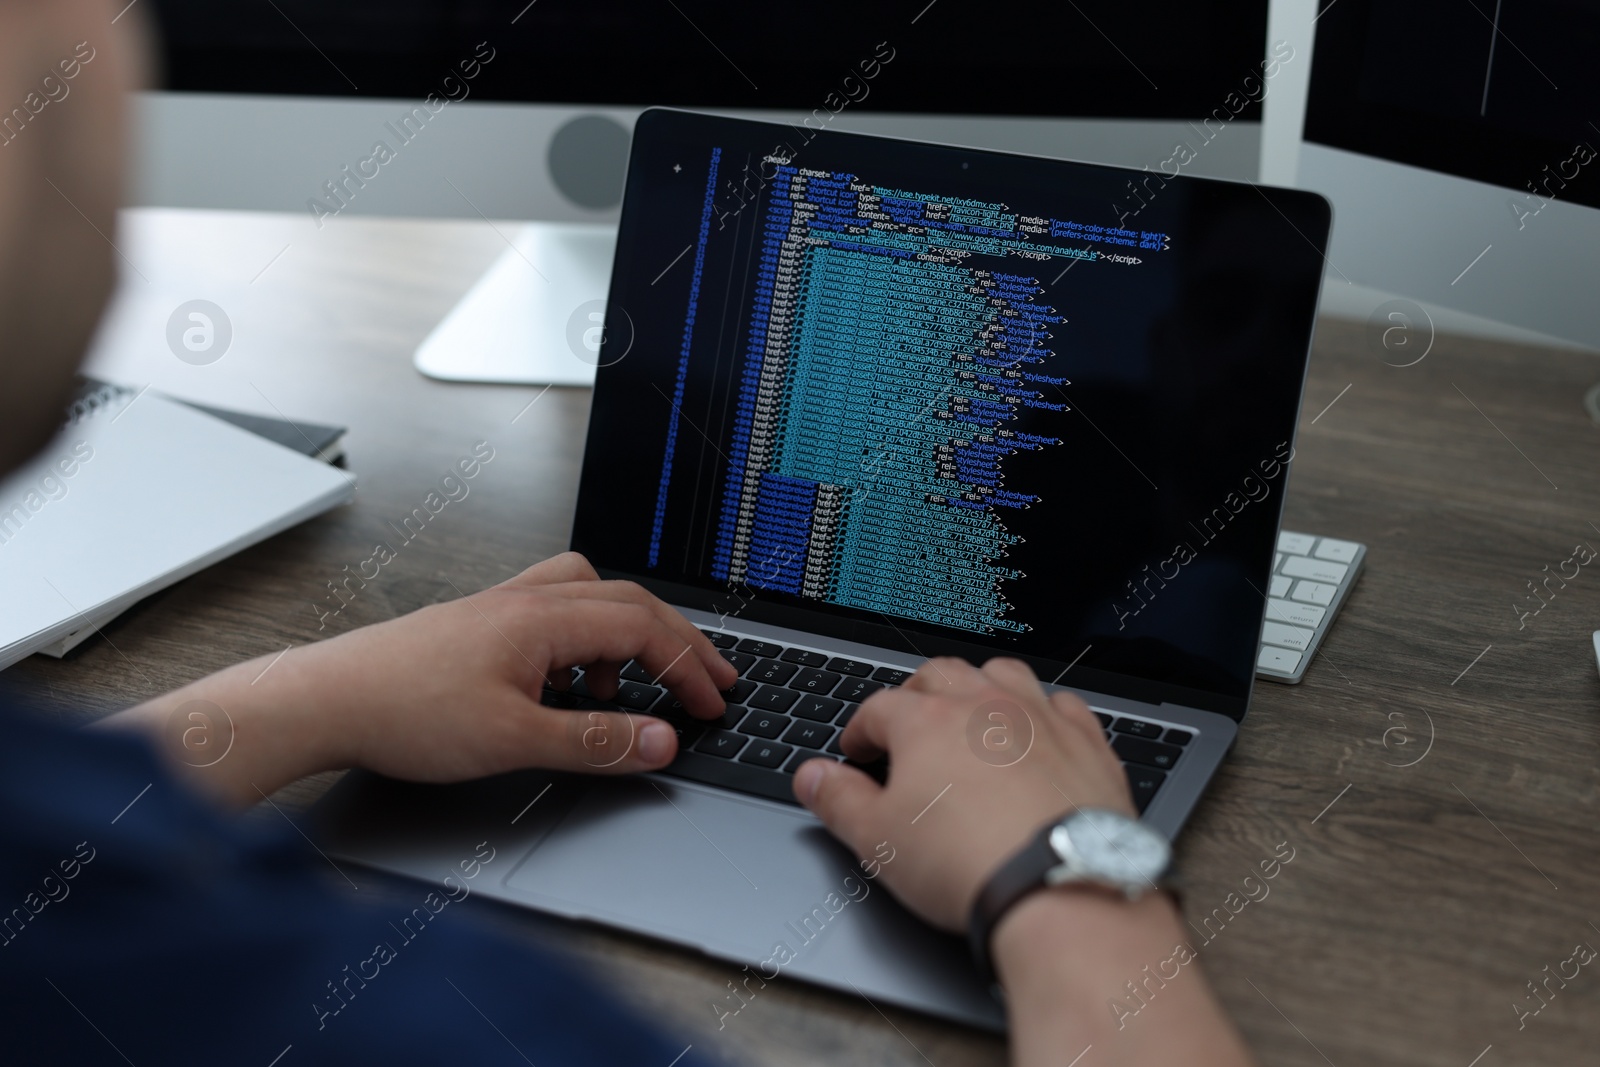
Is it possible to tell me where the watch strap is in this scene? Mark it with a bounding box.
[967,821,1059,990]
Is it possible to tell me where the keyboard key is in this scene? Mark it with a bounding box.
[620,660,656,684]
[1093,711,1112,728]
[694,731,747,759]
[781,648,829,667]
[615,681,664,710]
[790,695,843,722]
[568,674,595,698]
[748,658,799,685]
[836,703,860,728]
[738,711,791,738]
[871,666,913,685]
[1267,598,1326,629]
[1256,645,1303,673]
[835,678,883,703]
[1124,765,1166,813]
[1269,575,1292,598]
[826,733,847,755]
[1112,718,1164,739]
[788,668,841,694]
[541,687,581,709]
[1291,580,1336,606]
[827,657,873,677]
[1164,728,1194,746]
[1312,537,1360,563]
[716,706,747,730]
[782,720,833,749]
[747,686,799,714]
[1261,621,1312,652]
[1112,734,1184,770]
[784,749,827,773]
[700,629,737,649]
[1280,555,1349,584]
[741,740,794,769]
[737,638,784,658]
[721,678,758,705]
[1274,552,1285,571]
[1277,531,1316,555]
[720,649,758,674]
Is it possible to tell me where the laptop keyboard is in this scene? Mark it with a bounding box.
[541,630,1192,814]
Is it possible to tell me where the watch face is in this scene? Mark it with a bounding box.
[1058,810,1170,885]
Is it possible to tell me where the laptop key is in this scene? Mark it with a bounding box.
[700,629,738,649]
[782,720,833,749]
[826,733,847,756]
[747,685,800,713]
[1111,734,1183,771]
[540,687,581,709]
[719,649,758,674]
[791,695,843,722]
[1112,718,1164,739]
[1093,711,1112,728]
[835,678,882,703]
[720,678,758,705]
[788,668,841,694]
[784,749,828,773]
[781,648,829,668]
[738,711,791,738]
[615,681,664,711]
[620,660,655,684]
[717,706,748,730]
[1124,764,1166,813]
[694,731,747,759]
[736,638,784,658]
[836,703,860,728]
[1164,728,1194,747]
[749,658,799,685]
[741,740,794,769]
[871,666,913,686]
[826,657,873,677]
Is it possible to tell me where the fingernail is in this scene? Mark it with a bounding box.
[793,760,824,807]
[639,722,673,766]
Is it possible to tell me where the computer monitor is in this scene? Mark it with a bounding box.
[1295,0,1600,352]
[135,1,1277,382]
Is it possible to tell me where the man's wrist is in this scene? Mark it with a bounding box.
[991,881,1184,1000]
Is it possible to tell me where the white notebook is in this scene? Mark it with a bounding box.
[0,384,357,670]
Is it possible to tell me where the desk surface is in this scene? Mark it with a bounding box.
[8,208,1598,1066]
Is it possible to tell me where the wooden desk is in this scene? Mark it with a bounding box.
[7,209,1598,1066]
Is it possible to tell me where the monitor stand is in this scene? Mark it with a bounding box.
[413,222,616,386]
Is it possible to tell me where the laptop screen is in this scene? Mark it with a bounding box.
[572,109,1329,718]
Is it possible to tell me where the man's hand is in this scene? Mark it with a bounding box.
[102,553,737,806]
[792,655,1133,932]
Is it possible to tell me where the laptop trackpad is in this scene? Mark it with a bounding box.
[503,776,874,960]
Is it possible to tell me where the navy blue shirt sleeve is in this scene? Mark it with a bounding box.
[0,707,719,1067]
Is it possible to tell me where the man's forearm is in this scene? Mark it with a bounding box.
[992,888,1255,1067]
[93,643,355,808]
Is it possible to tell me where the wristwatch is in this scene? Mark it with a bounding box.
[968,808,1172,990]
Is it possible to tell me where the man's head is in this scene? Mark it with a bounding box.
[0,0,146,474]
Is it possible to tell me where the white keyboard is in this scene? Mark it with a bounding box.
[1256,530,1366,684]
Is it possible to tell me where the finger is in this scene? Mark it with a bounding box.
[506,551,601,589]
[793,758,885,858]
[582,660,623,701]
[904,656,984,695]
[539,600,728,715]
[838,685,917,763]
[1045,687,1106,744]
[525,705,682,774]
[978,656,1046,702]
[536,580,737,688]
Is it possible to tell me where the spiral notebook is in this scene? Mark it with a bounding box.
[0,382,357,670]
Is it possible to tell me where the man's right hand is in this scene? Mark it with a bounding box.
[792,656,1135,933]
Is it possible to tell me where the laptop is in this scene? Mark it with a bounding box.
[312,108,1331,1031]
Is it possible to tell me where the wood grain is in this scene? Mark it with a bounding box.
[5,209,1597,1065]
